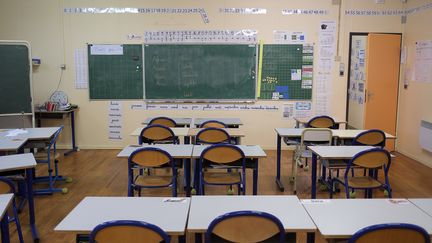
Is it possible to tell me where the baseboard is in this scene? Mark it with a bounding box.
[396,148,432,168]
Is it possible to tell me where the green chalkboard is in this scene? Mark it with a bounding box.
[259,44,313,100]
[144,44,257,100]
[88,44,143,99]
[0,43,32,114]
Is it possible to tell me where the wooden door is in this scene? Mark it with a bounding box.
[364,33,401,150]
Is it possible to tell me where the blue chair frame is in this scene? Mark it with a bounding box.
[205,210,285,243]
[138,124,178,145]
[198,144,246,195]
[33,125,68,195]
[0,177,24,243]
[149,116,177,127]
[128,147,177,197]
[349,223,430,243]
[89,220,170,243]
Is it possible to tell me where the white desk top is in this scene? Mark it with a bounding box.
[0,137,26,151]
[130,127,189,137]
[409,198,432,218]
[187,128,245,137]
[187,195,316,233]
[192,145,266,158]
[302,198,432,238]
[275,128,395,139]
[55,197,190,235]
[194,118,243,126]
[308,146,375,159]
[0,153,37,172]
[117,144,194,158]
[142,117,192,126]
[0,194,13,220]
[294,117,347,125]
[0,127,59,151]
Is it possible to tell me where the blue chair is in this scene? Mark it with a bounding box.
[205,210,285,243]
[89,220,170,243]
[149,116,177,127]
[200,120,227,129]
[349,223,430,243]
[306,115,336,129]
[198,144,246,195]
[195,127,230,145]
[33,125,69,194]
[352,129,386,148]
[128,147,177,197]
[139,125,179,145]
[332,148,392,199]
[0,177,24,243]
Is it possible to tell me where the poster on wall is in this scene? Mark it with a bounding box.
[108,101,122,140]
[414,40,432,83]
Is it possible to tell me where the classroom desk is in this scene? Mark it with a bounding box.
[117,144,194,196]
[0,154,38,242]
[142,117,192,127]
[0,194,13,243]
[293,117,347,128]
[187,195,316,243]
[55,197,190,241]
[302,198,432,239]
[187,128,245,144]
[130,127,190,144]
[194,118,243,128]
[35,109,79,155]
[274,128,396,192]
[0,136,26,153]
[409,198,432,218]
[192,145,266,195]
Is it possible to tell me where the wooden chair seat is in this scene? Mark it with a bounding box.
[348,177,382,188]
[204,172,241,184]
[134,175,172,187]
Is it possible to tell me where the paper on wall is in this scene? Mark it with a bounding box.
[108,101,122,140]
[283,103,294,120]
[90,44,123,55]
[414,40,432,83]
[294,101,312,119]
[273,31,306,44]
[74,48,88,89]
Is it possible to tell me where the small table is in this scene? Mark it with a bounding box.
[118,144,194,196]
[192,145,266,195]
[409,198,432,218]
[194,118,243,128]
[0,194,13,243]
[187,195,316,243]
[293,117,347,128]
[0,154,38,242]
[35,109,78,155]
[55,197,190,241]
[142,117,192,127]
[302,198,432,239]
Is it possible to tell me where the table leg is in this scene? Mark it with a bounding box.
[306,232,315,243]
[275,135,284,191]
[253,158,258,195]
[1,211,10,243]
[26,168,39,242]
[195,233,202,243]
[185,158,191,197]
[64,111,78,156]
[311,153,317,199]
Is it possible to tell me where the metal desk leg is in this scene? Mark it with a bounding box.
[195,233,202,243]
[311,154,317,199]
[64,111,78,156]
[275,135,284,191]
[1,211,10,243]
[253,158,258,195]
[306,232,315,243]
[26,168,39,243]
[185,158,191,197]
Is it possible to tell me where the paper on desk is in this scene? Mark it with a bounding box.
[5,129,28,137]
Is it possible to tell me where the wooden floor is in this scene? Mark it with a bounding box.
[7,149,432,243]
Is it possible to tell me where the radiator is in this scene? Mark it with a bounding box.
[419,120,432,152]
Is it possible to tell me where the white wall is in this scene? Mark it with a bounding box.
[3,0,429,167]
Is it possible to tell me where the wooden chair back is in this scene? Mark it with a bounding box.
[205,211,285,243]
[307,115,336,129]
[350,148,391,170]
[0,178,14,194]
[353,129,386,148]
[149,117,177,127]
[200,120,227,128]
[139,125,176,144]
[129,148,172,167]
[90,220,170,243]
[349,223,430,243]
[196,128,230,144]
[201,144,244,164]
